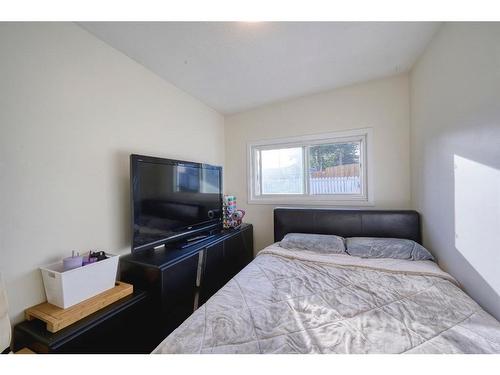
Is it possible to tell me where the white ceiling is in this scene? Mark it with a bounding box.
[79,22,441,114]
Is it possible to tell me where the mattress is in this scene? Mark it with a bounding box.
[153,243,500,353]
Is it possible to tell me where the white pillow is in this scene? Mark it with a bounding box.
[345,237,434,261]
[280,233,346,254]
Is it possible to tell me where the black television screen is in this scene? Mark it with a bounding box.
[131,154,222,252]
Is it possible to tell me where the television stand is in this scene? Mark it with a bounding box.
[120,223,253,347]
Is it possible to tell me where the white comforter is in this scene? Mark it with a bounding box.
[153,244,500,353]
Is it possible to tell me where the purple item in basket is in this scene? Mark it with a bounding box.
[82,257,98,266]
[63,255,83,271]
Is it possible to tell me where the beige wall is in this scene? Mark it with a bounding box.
[225,75,411,252]
[410,23,500,319]
[0,23,225,323]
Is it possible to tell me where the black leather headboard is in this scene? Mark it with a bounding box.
[274,208,421,244]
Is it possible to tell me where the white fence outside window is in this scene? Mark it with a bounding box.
[309,176,361,194]
[262,176,361,195]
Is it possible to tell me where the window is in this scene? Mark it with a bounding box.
[248,129,372,204]
[261,147,304,194]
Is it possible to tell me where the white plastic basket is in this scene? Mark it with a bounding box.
[40,253,118,309]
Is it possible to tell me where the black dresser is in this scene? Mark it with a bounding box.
[13,290,152,353]
[120,223,254,349]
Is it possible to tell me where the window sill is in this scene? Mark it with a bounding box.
[247,196,374,206]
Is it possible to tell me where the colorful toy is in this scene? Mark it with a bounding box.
[229,209,246,229]
[223,195,245,229]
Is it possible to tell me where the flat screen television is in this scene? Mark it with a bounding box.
[130,154,223,252]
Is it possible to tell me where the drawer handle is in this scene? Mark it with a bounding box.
[196,250,204,287]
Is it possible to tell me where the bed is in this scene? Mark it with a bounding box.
[153,208,500,354]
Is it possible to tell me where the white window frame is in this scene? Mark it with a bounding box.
[247,128,373,205]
